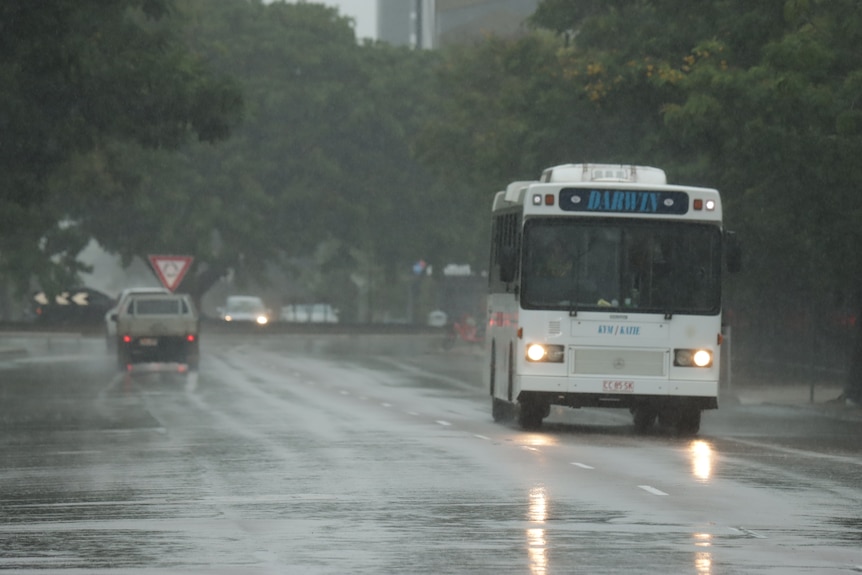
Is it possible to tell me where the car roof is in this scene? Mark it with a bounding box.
[118,287,169,298]
[127,292,190,300]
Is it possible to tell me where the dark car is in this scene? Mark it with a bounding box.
[31,287,115,327]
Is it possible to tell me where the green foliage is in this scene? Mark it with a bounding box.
[0,0,241,297]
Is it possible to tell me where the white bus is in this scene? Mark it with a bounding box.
[485,163,740,434]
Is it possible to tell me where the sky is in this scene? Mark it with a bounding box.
[292,0,378,40]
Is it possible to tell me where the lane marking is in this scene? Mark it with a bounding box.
[730,527,767,539]
[571,462,594,469]
[638,485,668,496]
[474,434,491,441]
[435,420,451,426]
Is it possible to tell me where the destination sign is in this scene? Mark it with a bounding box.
[559,189,689,215]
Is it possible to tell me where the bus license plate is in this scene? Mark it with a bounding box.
[139,338,158,346]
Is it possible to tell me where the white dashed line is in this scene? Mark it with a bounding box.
[435,420,452,426]
[570,462,594,469]
[731,527,767,539]
[638,485,668,496]
[474,435,491,441]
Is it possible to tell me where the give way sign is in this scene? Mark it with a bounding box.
[148,255,193,292]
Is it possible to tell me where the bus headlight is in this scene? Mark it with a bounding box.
[526,343,565,363]
[674,349,713,367]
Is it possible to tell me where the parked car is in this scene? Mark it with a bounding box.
[280,303,339,323]
[218,296,271,325]
[105,287,170,350]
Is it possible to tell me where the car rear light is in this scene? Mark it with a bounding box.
[186,334,196,342]
[122,335,132,343]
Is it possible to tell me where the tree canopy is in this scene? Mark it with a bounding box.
[0,0,241,294]
[6,0,862,397]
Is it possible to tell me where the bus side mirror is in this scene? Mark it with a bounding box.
[725,230,742,273]
[499,246,518,283]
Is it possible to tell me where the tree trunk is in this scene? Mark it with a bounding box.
[177,262,229,315]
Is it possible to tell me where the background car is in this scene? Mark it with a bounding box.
[218,296,272,325]
[105,287,170,350]
[280,303,339,323]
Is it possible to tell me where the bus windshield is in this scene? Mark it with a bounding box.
[521,218,721,315]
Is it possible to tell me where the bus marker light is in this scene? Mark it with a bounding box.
[693,199,703,210]
[705,199,716,211]
[544,194,555,206]
[532,194,542,205]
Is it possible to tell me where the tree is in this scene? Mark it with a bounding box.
[0,0,242,298]
[53,0,451,318]
[421,0,862,397]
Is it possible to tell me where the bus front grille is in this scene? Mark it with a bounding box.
[572,348,667,377]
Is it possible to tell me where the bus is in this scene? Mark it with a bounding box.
[485,163,740,434]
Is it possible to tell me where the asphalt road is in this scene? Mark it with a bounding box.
[1,332,861,574]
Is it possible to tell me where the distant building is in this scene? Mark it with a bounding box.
[377,0,539,49]
[377,0,414,46]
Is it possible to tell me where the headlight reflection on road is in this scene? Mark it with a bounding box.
[693,533,713,574]
[518,434,559,449]
[527,485,548,575]
[689,440,713,482]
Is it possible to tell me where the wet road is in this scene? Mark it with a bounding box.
[1,332,861,574]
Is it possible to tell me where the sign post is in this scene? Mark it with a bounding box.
[148,255,193,292]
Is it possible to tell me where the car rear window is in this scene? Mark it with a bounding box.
[130,299,187,315]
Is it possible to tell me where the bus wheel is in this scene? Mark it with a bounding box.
[492,398,513,422]
[632,406,657,433]
[518,401,544,430]
[676,409,701,436]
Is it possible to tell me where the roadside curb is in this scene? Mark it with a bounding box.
[723,389,862,421]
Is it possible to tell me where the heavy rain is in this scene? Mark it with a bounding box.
[2,1,862,574]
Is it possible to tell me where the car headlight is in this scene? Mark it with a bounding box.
[526,343,565,363]
[256,315,268,325]
[224,315,233,322]
[674,349,713,367]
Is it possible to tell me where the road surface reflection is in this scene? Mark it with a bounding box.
[527,485,548,575]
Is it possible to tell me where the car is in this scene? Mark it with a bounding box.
[280,303,339,323]
[113,292,200,371]
[218,295,272,325]
[31,287,115,326]
[105,287,170,350]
